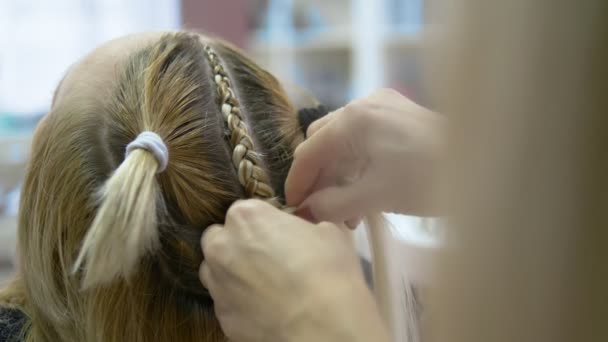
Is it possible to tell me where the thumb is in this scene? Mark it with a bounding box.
[297,183,373,224]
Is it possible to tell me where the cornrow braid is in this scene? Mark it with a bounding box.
[204,45,281,206]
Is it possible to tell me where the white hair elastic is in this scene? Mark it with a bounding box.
[125,131,169,173]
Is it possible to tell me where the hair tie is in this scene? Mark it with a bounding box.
[125,131,169,173]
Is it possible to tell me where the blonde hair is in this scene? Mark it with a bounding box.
[0,32,303,342]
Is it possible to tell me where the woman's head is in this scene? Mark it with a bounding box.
[10,31,325,341]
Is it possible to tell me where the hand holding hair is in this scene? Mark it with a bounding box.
[286,88,444,223]
[200,199,390,342]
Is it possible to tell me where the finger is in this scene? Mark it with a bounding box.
[306,106,342,137]
[201,224,226,263]
[298,183,374,224]
[285,123,342,207]
[201,224,223,250]
[229,198,276,213]
[225,199,277,229]
[317,221,354,242]
[200,262,231,303]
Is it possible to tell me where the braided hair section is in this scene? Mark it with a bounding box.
[203,45,280,204]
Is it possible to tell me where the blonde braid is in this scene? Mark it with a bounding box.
[204,45,281,206]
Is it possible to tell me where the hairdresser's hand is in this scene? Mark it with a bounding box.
[200,200,389,342]
[286,88,443,223]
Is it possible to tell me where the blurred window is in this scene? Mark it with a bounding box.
[0,0,180,115]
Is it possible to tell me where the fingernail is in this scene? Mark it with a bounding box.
[295,206,316,223]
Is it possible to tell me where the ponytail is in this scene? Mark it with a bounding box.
[73,132,168,288]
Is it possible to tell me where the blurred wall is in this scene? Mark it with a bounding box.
[181,0,249,48]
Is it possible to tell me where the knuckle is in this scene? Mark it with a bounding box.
[293,143,306,160]
[348,104,368,120]
[375,87,400,98]
[311,203,333,223]
[317,221,337,230]
[201,227,228,263]
[228,199,266,220]
[228,200,255,219]
[202,237,224,263]
[305,121,318,137]
[330,108,363,138]
[345,106,371,133]
[198,263,211,287]
[201,225,220,244]
[342,100,360,115]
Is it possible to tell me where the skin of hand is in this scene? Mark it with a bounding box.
[286,88,444,223]
[199,199,390,342]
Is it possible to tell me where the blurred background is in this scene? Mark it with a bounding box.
[0,2,437,324]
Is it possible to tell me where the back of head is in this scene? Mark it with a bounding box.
[2,32,323,342]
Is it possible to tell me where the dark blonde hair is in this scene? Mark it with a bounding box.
[0,32,307,341]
